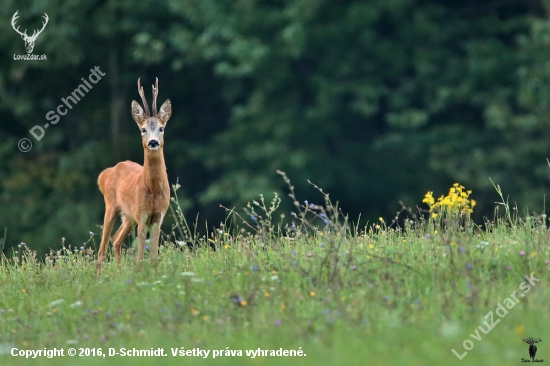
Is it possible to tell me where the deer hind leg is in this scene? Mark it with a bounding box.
[96,207,117,276]
[112,217,136,269]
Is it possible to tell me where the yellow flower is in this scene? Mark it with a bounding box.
[375,225,381,230]
[223,244,230,249]
[191,309,200,316]
[202,315,209,321]
[126,314,131,320]
[366,255,371,259]
[310,291,316,297]
[515,325,525,335]
[22,289,26,293]
[265,292,270,297]
[369,244,374,249]
[379,217,384,222]
[531,252,536,257]
[281,303,286,310]
[241,300,247,306]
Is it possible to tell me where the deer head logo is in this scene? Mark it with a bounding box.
[523,337,542,361]
[11,11,49,54]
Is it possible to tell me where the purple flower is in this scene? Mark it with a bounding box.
[145,245,149,250]
[306,253,312,257]
[506,266,512,270]
[545,260,549,265]
[80,246,84,251]
[251,215,257,221]
[274,320,281,326]
[309,203,315,208]
[426,234,431,239]
[324,219,329,224]
[175,301,181,308]
[414,299,419,304]
[291,223,296,229]
[320,213,325,218]
[468,284,473,290]
[350,265,357,270]
[324,309,329,314]
[291,250,296,256]
[252,266,258,271]
[93,301,98,305]
[319,243,325,247]
[466,263,472,270]
[206,281,211,286]
[162,308,167,313]
[126,279,131,284]
[93,310,98,315]
[459,247,465,253]
[520,251,525,257]
[383,296,389,301]
[105,312,110,319]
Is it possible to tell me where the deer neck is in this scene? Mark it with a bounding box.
[143,148,168,195]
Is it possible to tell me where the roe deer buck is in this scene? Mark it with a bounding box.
[96,78,171,275]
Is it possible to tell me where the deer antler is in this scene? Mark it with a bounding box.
[137,78,151,117]
[11,11,29,38]
[152,77,159,117]
[30,13,48,39]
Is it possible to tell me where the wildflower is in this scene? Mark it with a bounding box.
[306,253,312,257]
[191,309,199,316]
[309,203,315,208]
[274,320,281,326]
[22,289,26,293]
[310,291,315,297]
[459,247,465,253]
[291,250,296,256]
[89,232,94,236]
[324,309,329,314]
[379,217,384,222]
[93,310,98,315]
[468,284,473,290]
[175,301,181,308]
[466,263,472,270]
[224,244,230,249]
[281,303,286,310]
[323,219,329,224]
[531,252,536,257]
[291,223,296,229]
[206,281,211,286]
[369,244,374,249]
[145,245,149,250]
[426,234,431,239]
[545,260,549,265]
[252,266,258,271]
[126,279,131,284]
[265,292,270,297]
[414,299,420,304]
[520,251,525,257]
[515,325,525,335]
[350,265,357,270]
[383,296,389,301]
[366,255,371,259]
[126,314,131,320]
[250,215,257,221]
[80,246,84,251]
[506,266,512,271]
[319,243,325,247]
[375,225,381,230]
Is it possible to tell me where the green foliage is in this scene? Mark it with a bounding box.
[1,0,550,254]
[0,202,549,365]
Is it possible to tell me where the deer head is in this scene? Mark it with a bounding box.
[131,78,172,151]
[11,11,49,54]
[523,337,542,345]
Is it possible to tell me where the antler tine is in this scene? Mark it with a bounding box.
[152,77,159,117]
[11,11,28,37]
[137,78,151,117]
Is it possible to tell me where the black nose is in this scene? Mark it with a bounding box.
[148,140,160,148]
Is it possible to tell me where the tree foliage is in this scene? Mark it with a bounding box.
[0,0,549,253]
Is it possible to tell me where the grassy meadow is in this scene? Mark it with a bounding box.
[0,180,549,366]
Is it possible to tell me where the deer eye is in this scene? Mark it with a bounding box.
[159,127,164,133]
[141,128,146,134]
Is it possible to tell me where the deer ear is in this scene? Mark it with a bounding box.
[131,100,145,125]
[158,99,172,125]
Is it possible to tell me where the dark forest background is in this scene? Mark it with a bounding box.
[2,0,550,253]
